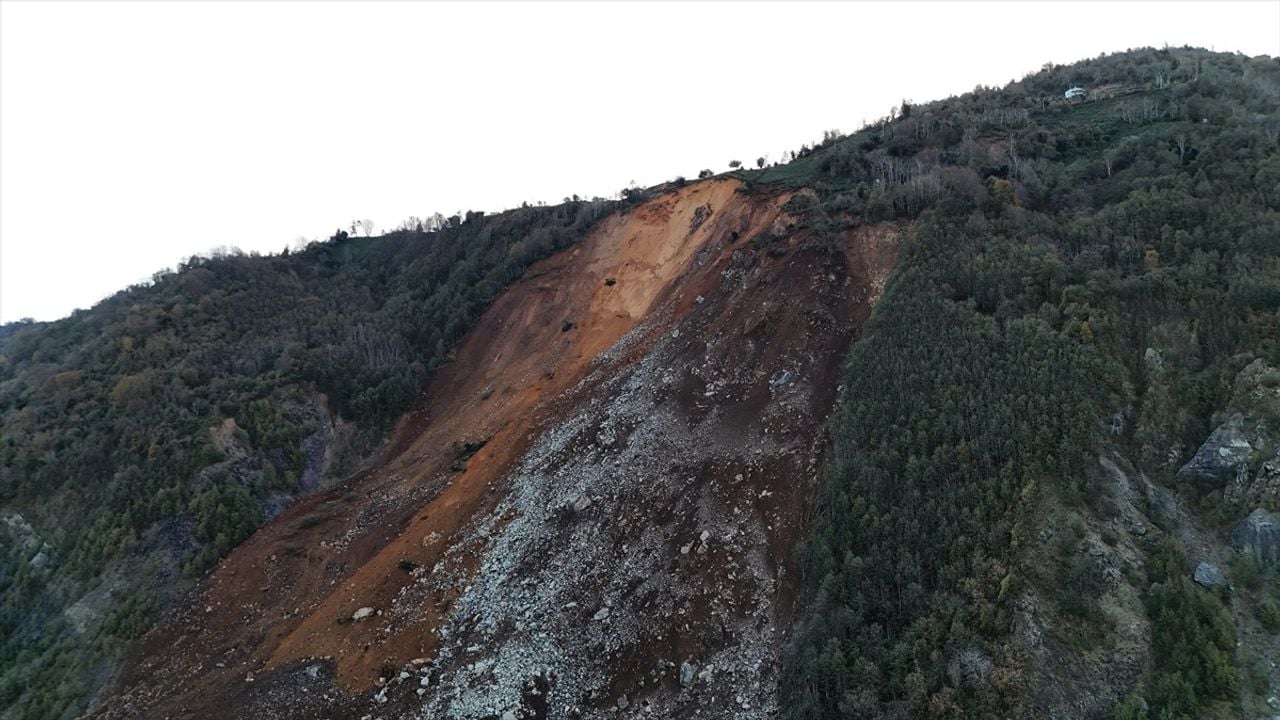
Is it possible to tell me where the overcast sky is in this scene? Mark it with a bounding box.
[1,1,1277,323]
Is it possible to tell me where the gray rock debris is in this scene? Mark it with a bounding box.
[1232,508,1280,565]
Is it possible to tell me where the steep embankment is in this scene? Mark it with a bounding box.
[94,179,900,719]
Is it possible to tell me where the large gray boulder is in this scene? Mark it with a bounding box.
[1232,508,1280,566]
[1178,413,1253,482]
[1193,562,1227,588]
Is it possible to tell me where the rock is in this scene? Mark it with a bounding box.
[571,494,592,514]
[28,545,53,572]
[1104,406,1132,436]
[501,712,517,720]
[1232,508,1280,565]
[593,607,610,621]
[1255,446,1280,494]
[1178,413,1252,482]
[1101,566,1123,586]
[1228,446,1280,507]
[1193,562,1227,588]
[352,606,375,621]
[679,660,696,688]
[616,694,629,710]
[768,370,794,391]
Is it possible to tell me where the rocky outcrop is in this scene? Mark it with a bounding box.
[1227,446,1280,509]
[1232,508,1280,566]
[1177,413,1252,482]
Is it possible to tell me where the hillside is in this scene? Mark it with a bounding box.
[2,46,1280,720]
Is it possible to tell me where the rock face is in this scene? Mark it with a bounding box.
[1193,562,1227,588]
[1178,413,1253,482]
[1227,446,1280,508]
[1232,508,1280,566]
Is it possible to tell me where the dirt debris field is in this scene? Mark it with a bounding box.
[93,179,901,720]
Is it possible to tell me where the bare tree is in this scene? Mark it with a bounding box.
[1007,134,1022,180]
[359,219,375,237]
[1174,132,1190,163]
[1263,118,1280,145]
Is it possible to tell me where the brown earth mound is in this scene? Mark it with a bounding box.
[93,179,900,720]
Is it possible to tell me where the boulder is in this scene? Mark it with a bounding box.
[1177,413,1252,482]
[679,660,696,688]
[1193,562,1227,588]
[1232,508,1280,565]
[352,606,375,621]
[28,543,55,572]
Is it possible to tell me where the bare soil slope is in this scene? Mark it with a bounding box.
[94,179,900,720]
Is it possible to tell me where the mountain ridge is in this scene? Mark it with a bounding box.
[2,45,1279,720]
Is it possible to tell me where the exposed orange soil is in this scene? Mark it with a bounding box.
[95,179,832,719]
[263,180,792,688]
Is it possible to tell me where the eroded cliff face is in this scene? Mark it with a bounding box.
[94,179,900,719]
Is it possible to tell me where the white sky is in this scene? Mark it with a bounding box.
[1,1,1277,323]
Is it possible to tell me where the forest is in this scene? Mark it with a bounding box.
[772,47,1280,720]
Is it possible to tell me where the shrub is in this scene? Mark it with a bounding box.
[1257,598,1280,633]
